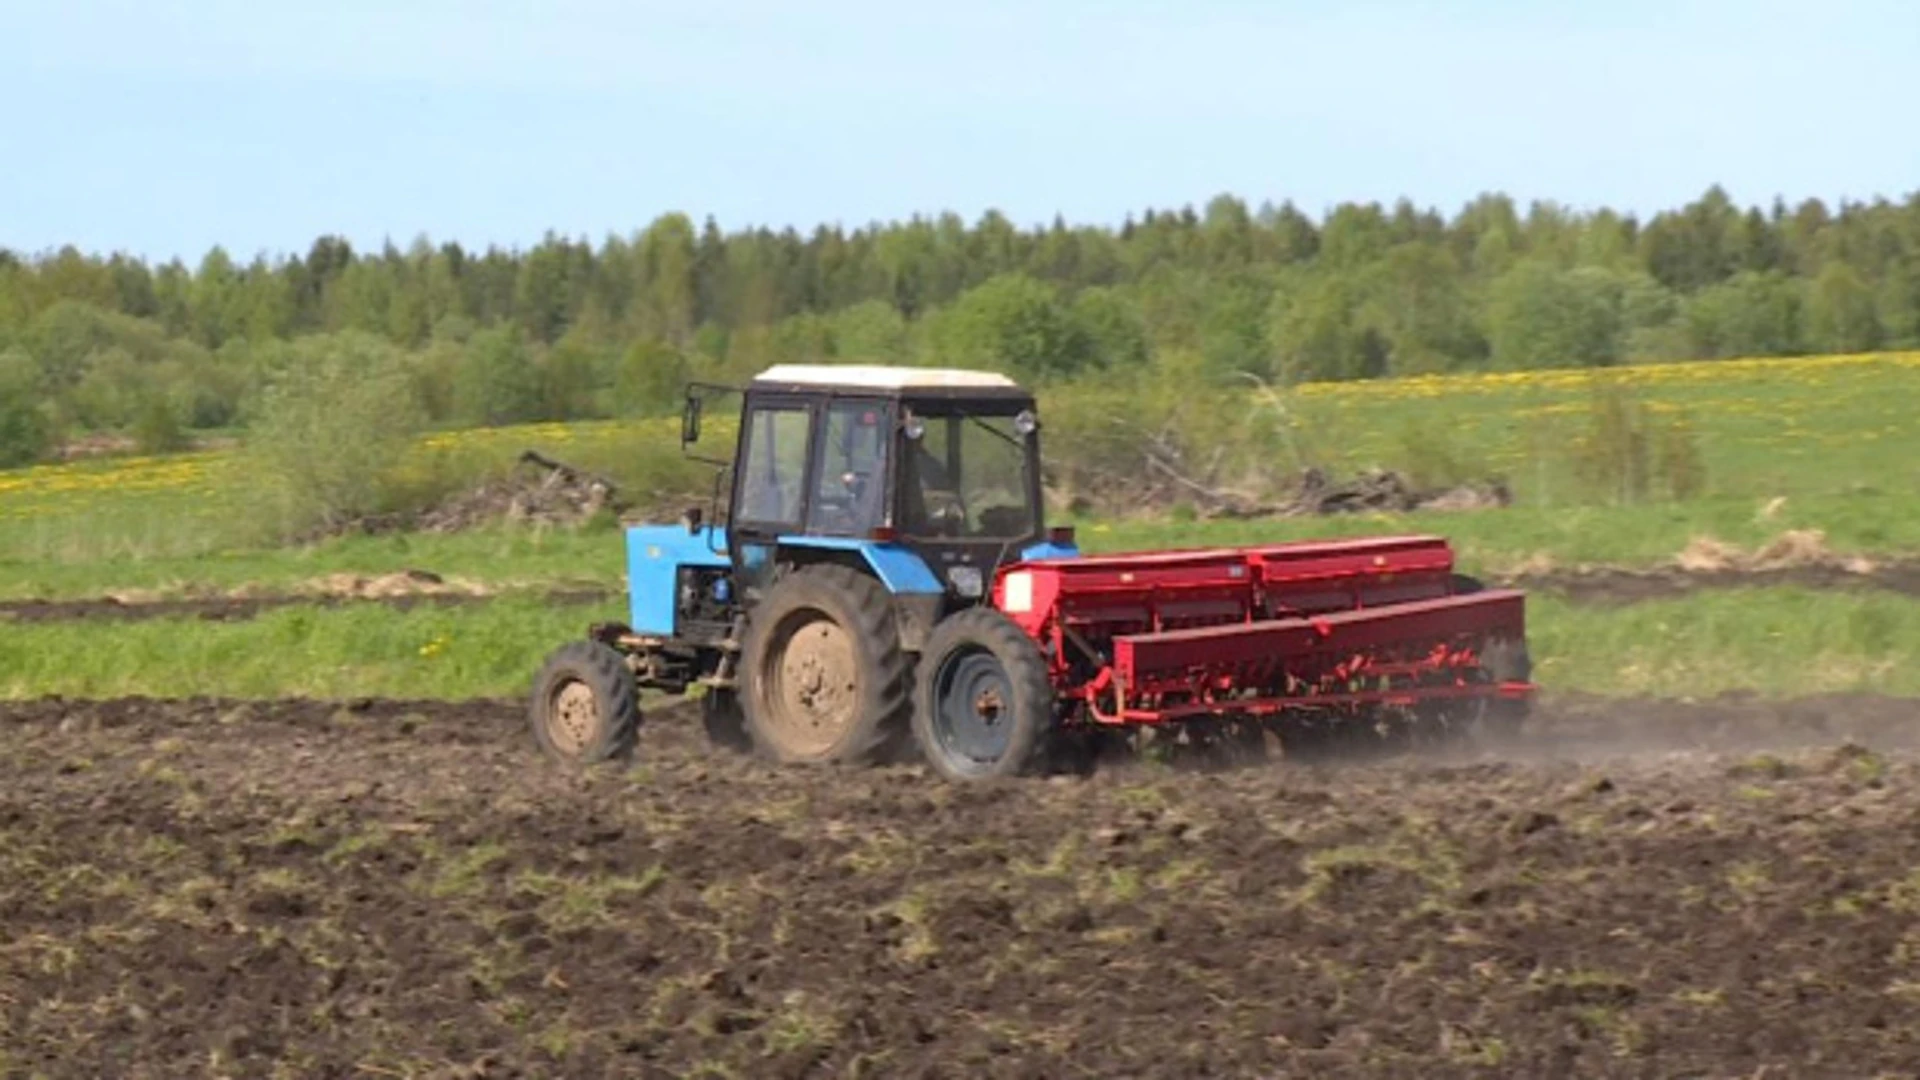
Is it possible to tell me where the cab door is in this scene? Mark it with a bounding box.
[726,394,818,597]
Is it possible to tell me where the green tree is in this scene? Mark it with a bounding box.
[636,213,699,344]
[1267,272,1384,383]
[1070,287,1150,369]
[1805,261,1882,352]
[611,339,688,416]
[190,247,240,347]
[829,300,910,361]
[454,327,544,426]
[1485,261,1628,369]
[1198,271,1274,375]
[245,333,425,537]
[1683,271,1804,357]
[0,348,54,466]
[516,237,577,344]
[929,273,1092,380]
[539,331,608,420]
[26,301,119,392]
[1640,185,1740,291]
[69,347,146,430]
[1878,257,1920,348]
[1356,244,1480,373]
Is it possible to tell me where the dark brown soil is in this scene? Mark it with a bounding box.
[1505,561,1920,605]
[4,691,1920,1077]
[11,560,1920,626]
[0,589,617,624]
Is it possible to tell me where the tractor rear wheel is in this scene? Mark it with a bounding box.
[739,564,912,765]
[912,608,1055,781]
[528,640,639,765]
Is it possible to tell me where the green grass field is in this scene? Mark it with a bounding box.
[3,350,1918,702]
[4,349,1917,596]
[2,587,1914,701]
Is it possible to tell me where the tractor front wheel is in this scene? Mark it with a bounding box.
[528,640,640,766]
[739,565,912,765]
[912,608,1055,781]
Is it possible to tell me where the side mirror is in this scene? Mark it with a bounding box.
[680,394,702,446]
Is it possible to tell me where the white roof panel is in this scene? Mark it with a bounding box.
[752,363,1019,390]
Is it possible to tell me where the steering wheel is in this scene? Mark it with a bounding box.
[920,489,967,536]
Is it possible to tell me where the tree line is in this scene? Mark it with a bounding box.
[2,185,1918,465]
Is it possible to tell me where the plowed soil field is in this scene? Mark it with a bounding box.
[4,692,1920,1078]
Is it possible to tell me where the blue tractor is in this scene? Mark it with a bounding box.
[526,364,1079,779]
[528,364,1536,780]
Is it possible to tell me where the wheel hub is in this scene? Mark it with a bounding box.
[936,650,1014,763]
[973,687,1004,723]
[769,616,858,754]
[550,680,599,756]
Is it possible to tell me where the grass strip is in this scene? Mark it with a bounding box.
[5,490,1920,603]
[3,587,1915,702]
[0,595,624,701]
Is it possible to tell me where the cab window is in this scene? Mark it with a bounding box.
[736,405,812,525]
[806,401,890,535]
[901,413,1035,539]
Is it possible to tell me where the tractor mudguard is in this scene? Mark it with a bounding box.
[774,537,948,651]
[625,526,951,641]
[1018,536,1080,561]
[774,536,945,596]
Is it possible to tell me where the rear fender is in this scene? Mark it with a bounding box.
[775,537,944,595]
[773,537,946,652]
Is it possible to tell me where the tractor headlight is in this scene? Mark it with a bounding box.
[948,565,983,598]
[1013,409,1037,436]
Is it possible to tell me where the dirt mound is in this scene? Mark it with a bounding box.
[418,450,627,533]
[1509,560,1920,605]
[266,569,489,600]
[1674,528,1875,574]
[1175,467,1514,520]
[294,451,637,542]
[1289,466,1512,516]
[1504,530,1918,604]
[5,690,1920,1076]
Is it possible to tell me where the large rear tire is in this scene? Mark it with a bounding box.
[912,608,1055,781]
[738,564,912,765]
[528,640,640,766]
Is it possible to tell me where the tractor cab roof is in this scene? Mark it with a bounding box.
[749,364,1032,402]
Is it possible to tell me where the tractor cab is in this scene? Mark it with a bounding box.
[686,364,1071,605]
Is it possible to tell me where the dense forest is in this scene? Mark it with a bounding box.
[2,185,1918,466]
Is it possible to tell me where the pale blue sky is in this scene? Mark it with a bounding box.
[4,0,1915,262]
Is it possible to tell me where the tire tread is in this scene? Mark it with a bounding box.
[528,639,640,765]
[739,563,913,765]
[912,606,1054,781]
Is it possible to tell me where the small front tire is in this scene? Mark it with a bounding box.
[912,608,1054,781]
[528,640,640,765]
